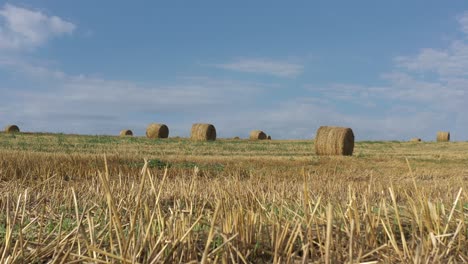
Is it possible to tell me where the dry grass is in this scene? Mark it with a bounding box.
[315,126,355,156]
[191,124,216,141]
[0,133,467,263]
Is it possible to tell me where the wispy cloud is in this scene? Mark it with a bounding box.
[394,42,468,77]
[394,12,468,78]
[457,11,468,35]
[0,3,75,50]
[214,58,304,77]
[3,4,468,140]
[0,57,268,135]
[296,11,468,140]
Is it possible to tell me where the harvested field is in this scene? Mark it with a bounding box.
[0,133,467,263]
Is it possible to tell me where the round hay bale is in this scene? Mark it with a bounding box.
[315,126,354,156]
[191,123,216,141]
[267,135,271,140]
[436,131,450,142]
[249,130,267,140]
[233,136,240,140]
[410,138,422,142]
[146,123,169,139]
[120,129,133,136]
[5,125,20,133]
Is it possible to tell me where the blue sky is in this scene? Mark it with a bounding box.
[1,1,468,140]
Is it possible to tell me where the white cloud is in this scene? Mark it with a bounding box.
[293,11,468,141]
[457,11,468,35]
[394,41,468,77]
[302,81,467,140]
[312,12,468,108]
[210,97,448,140]
[392,13,468,78]
[0,4,75,50]
[3,6,468,140]
[214,58,303,77]
[0,58,268,136]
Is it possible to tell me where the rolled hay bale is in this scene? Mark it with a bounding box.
[120,129,133,136]
[233,136,240,140]
[315,126,354,156]
[410,138,422,142]
[249,130,267,140]
[146,123,169,139]
[436,131,450,142]
[5,125,20,133]
[191,123,216,141]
